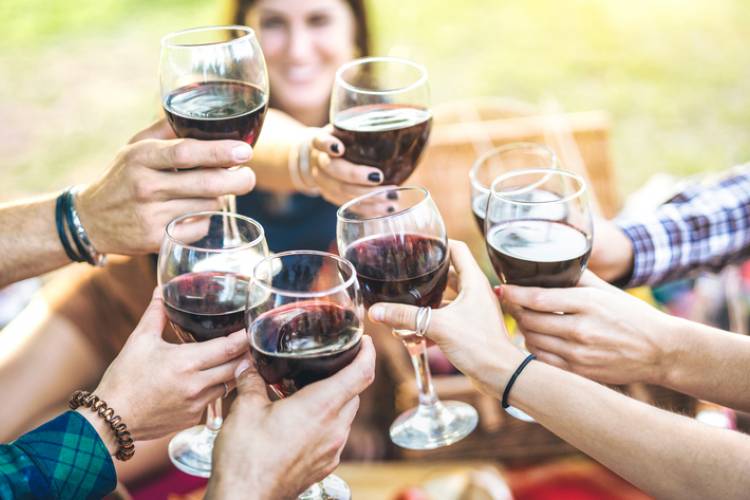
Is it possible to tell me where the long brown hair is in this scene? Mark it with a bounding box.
[230,0,371,58]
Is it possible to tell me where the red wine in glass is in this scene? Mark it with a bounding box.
[333,104,432,185]
[249,302,362,398]
[486,219,591,288]
[163,81,268,146]
[344,233,449,308]
[163,271,248,342]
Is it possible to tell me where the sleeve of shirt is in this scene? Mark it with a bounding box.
[0,411,116,500]
[615,165,750,288]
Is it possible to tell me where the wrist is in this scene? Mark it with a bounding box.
[76,408,119,456]
[654,314,690,388]
[485,344,527,399]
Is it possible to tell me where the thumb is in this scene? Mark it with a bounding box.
[235,358,271,404]
[128,119,176,144]
[131,288,167,338]
[368,302,418,332]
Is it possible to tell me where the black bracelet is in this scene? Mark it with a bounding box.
[55,191,83,262]
[502,353,536,409]
[62,188,93,264]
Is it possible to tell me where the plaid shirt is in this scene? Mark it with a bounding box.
[0,411,116,499]
[616,165,750,288]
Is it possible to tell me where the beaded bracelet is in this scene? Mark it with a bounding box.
[69,390,135,461]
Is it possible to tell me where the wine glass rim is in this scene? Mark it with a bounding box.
[469,142,559,193]
[489,168,587,205]
[161,25,257,49]
[334,56,428,96]
[336,185,431,223]
[164,210,266,252]
[251,250,359,298]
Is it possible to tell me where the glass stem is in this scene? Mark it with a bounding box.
[205,397,223,432]
[398,330,438,407]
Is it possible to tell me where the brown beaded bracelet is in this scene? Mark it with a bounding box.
[69,390,135,461]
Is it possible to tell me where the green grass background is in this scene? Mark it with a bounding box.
[2,0,749,199]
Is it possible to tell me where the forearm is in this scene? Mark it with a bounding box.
[658,316,750,412]
[250,109,309,194]
[0,194,71,287]
[510,361,750,499]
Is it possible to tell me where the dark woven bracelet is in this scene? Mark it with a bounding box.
[55,191,83,262]
[69,390,135,461]
[62,188,93,265]
[502,353,536,409]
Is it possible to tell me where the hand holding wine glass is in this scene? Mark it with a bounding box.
[245,251,366,499]
[368,240,526,398]
[207,337,376,500]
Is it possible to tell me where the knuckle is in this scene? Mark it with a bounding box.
[171,142,192,167]
[132,179,154,202]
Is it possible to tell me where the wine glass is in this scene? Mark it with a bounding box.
[469,142,558,234]
[246,251,363,500]
[158,211,268,477]
[331,56,432,185]
[337,186,478,450]
[486,168,593,418]
[470,143,558,422]
[160,25,269,214]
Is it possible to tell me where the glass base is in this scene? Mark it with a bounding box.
[505,405,536,422]
[299,474,351,500]
[168,425,218,478]
[390,400,478,450]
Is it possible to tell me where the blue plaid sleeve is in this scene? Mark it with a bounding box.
[616,165,750,288]
[0,411,116,499]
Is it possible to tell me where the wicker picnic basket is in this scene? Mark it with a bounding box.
[367,98,697,463]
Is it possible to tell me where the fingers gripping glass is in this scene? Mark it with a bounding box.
[158,211,268,477]
[246,251,363,500]
[337,186,478,450]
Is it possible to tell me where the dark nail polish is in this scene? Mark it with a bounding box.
[386,191,398,200]
[367,172,383,183]
[387,206,396,213]
[330,143,340,154]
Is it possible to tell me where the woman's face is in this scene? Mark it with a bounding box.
[247,0,357,118]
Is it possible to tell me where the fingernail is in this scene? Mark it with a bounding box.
[234,358,251,378]
[232,144,252,162]
[387,206,395,213]
[370,305,384,321]
[494,285,504,300]
[367,171,383,184]
[386,191,398,200]
[330,143,341,154]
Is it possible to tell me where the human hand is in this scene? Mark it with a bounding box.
[587,217,634,284]
[93,289,248,441]
[308,126,393,205]
[501,270,675,385]
[368,240,525,398]
[206,336,376,500]
[76,120,256,255]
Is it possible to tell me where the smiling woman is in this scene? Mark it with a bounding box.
[236,0,369,127]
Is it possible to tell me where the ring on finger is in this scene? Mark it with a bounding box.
[414,306,432,339]
[222,382,230,399]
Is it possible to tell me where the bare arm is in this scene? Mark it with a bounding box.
[504,271,750,412]
[0,195,71,287]
[511,361,750,500]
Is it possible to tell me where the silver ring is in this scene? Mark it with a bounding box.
[222,383,230,399]
[414,306,432,338]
